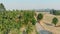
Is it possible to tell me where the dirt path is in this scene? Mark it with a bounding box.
[36,22,53,34]
[36,23,44,32]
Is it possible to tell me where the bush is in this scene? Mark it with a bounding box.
[52,17,58,26]
[31,18,36,25]
[37,13,43,21]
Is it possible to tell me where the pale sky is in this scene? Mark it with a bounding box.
[0,0,60,10]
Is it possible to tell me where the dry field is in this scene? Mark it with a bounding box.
[40,13,60,34]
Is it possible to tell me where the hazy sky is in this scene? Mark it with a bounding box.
[0,0,60,10]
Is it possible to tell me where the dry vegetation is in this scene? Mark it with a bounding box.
[40,13,60,34]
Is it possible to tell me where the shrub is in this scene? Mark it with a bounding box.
[37,13,43,21]
[52,17,58,26]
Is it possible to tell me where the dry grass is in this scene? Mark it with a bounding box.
[40,13,60,34]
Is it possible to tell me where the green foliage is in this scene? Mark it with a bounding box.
[31,18,36,25]
[52,17,58,26]
[37,13,43,21]
[0,10,36,34]
[51,9,60,15]
[26,25,33,34]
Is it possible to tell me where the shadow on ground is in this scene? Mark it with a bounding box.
[44,22,53,26]
[39,30,53,34]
